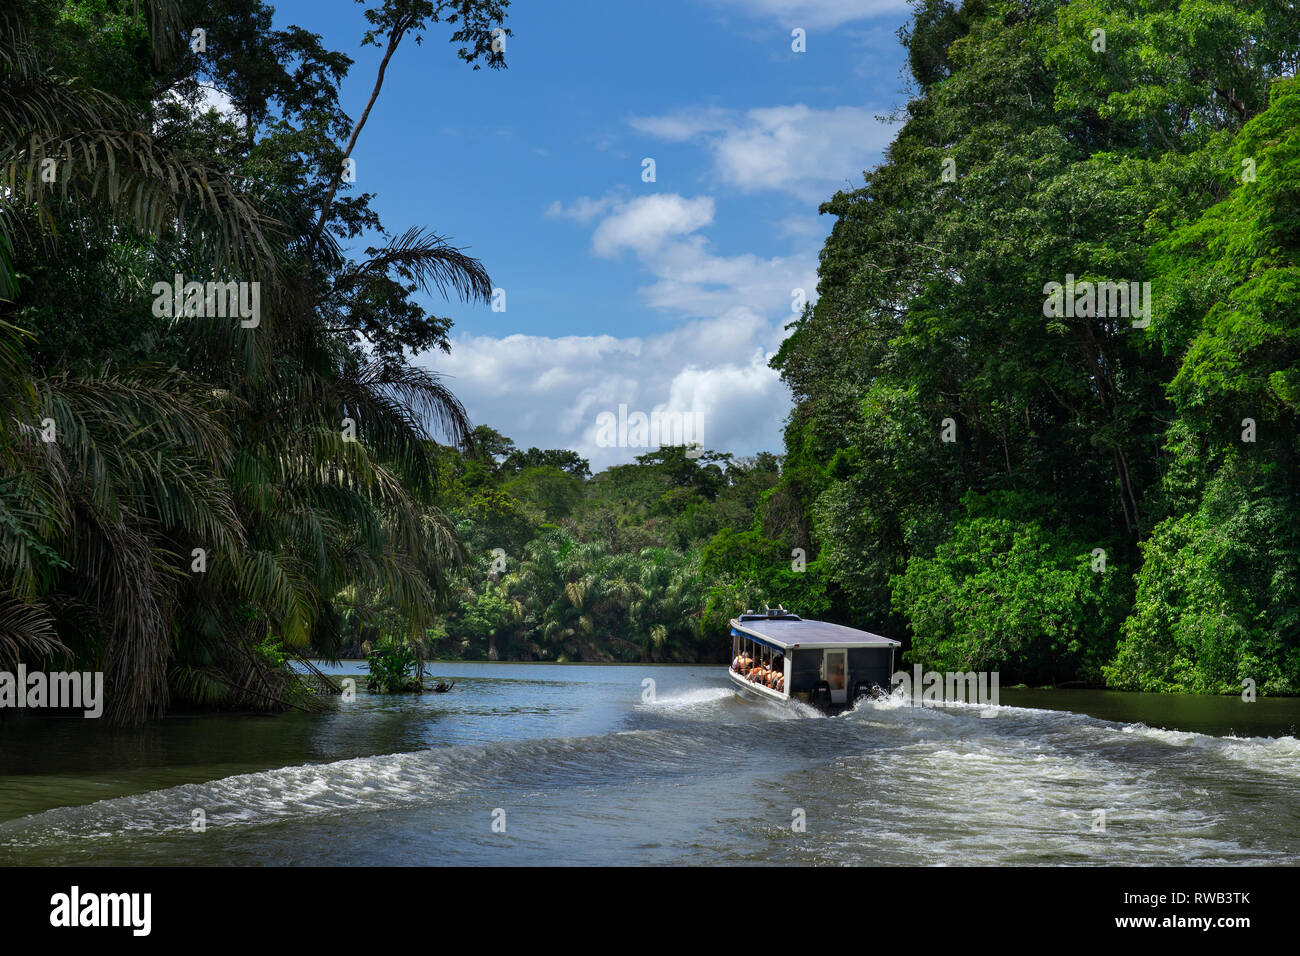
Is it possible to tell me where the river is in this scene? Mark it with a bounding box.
[1,662,1298,865]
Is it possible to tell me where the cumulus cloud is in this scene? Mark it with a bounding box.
[630,104,895,201]
[436,98,891,473]
[195,85,240,118]
[157,84,243,126]
[423,309,792,471]
[561,192,816,320]
[591,194,716,258]
[432,180,829,469]
[423,190,817,469]
[638,235,815,319]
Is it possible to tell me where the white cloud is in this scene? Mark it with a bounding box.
[429,189,823,469]
[629,107,733,142]
[638,236,815,319]
[630,104,895,201]
[195,85,239,118]
[545,195,618,224]
[565,192,816,319]
[705,0,908,29]
[156,84,244,130]
[424,309,792,470]
[591,194,715,258]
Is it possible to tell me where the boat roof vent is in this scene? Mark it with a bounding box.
[738,605,801,622]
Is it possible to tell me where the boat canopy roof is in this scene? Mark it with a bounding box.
[730,616,900,651]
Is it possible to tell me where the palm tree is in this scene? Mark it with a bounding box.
[1,362,243,718]
[0,1,490,721]
[0,0,275,295]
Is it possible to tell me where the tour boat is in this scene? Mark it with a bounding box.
[727,607,900,712]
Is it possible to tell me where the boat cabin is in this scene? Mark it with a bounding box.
[728,607,900,710]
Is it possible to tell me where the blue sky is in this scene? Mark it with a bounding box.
[267,0,914,468]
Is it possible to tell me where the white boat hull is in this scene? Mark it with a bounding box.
[727,667,790,703]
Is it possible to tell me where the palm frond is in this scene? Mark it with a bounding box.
[0,596,66,669]
[354,226,492,304]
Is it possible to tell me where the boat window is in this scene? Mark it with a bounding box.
[731,632,786,694]
[826,651,845,690]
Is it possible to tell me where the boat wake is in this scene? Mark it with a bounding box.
[3,689,1298,865]
[640,687,734,710]
[0,727,731,849]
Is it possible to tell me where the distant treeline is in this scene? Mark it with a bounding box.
[338,428,804,666]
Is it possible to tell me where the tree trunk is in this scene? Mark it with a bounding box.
[307,23,408,257]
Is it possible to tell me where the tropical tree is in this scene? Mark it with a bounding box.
[0,0,510,719]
